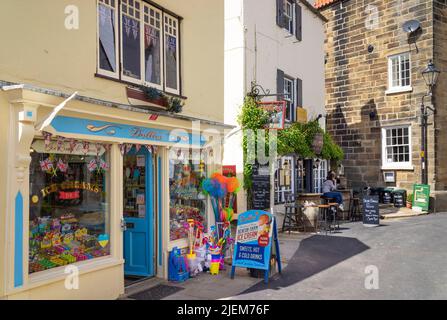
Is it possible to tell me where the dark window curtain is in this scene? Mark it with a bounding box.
[295,3,302,41]
[276,0,285,28]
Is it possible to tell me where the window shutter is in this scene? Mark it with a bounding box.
[277,69,285,96]
[296,77,303,107]
[295,3,302,41]
[276,0,285,28]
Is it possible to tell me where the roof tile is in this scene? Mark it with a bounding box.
[314,0,340,9]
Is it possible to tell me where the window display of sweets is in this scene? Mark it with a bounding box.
[28,141,111,274]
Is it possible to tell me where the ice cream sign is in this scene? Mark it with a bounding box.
[231,210,281,283]
[231,210,281,282]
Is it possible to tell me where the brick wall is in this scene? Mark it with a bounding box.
[320,0,439,192]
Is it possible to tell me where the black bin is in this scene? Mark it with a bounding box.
[381,188,394,204]
[392,189,407,208]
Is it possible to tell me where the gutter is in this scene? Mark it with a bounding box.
[0,80,235,129]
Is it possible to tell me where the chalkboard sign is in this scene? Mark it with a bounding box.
[363,195,380,226]
[252,163,270,210]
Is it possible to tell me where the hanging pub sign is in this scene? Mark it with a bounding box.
[312,132,324,155]
[230,210,281,284]
[258,101,286,130]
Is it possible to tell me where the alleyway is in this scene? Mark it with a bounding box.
[131,214,447,300]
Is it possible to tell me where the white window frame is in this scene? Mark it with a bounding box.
[275,157,295,204]
[313,159,328,194]
[163,13,181,95]
[120,0,143,84]
[142,2,164,90]
[381,125,413,170]
[283,77,295,122]
[98,0,181,94]
[97,0,120,79]
[284,0,295,35]
[386,52,412,94]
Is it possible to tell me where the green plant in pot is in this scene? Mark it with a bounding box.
[406,193,413,209]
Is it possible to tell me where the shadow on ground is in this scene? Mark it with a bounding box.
[241,234,370,294]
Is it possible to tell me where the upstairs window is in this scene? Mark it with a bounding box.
[388,52,411,93]
[121,0,142,82]
[98,0,119,77]
[97,0,181,95]
[284,0,295,35]
[164,14,180,94]
[276,0,302,41]
[143,3,163,89]
[283,77,295,122]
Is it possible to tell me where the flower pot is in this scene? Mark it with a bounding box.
[406,201,412,209]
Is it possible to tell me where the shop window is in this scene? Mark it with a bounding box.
[169,149,207,241]
[29,140,111,274]
[98,0,119,77]
[96,0,181,94]
[381,125,412,169]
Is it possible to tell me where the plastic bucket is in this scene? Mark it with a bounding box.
[210,262,220,275]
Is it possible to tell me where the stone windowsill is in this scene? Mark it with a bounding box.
[385,86,413,95]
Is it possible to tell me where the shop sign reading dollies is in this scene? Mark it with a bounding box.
[230,210,282,284]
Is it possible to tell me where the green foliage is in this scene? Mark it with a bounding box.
[140,85,184,114]
[238,97,345,197]
[237,96,269,129]
[167,96,184,113]
[140,86,163,100]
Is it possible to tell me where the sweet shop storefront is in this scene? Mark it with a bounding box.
[0,87,228,299]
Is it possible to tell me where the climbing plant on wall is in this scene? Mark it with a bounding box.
[238,95,344,201]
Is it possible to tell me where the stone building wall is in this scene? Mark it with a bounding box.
[433,0,447,191]
[319,0,439,192]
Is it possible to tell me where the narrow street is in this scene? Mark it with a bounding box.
[156,214,447,300]
[235,214,447,300]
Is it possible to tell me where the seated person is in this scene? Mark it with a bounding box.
[322,172,344,211]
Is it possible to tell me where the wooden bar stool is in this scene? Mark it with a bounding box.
[349,197,361,221]
[328,203,340,230]
[317,204,331,235]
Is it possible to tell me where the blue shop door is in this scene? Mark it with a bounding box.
[123,147,154,277]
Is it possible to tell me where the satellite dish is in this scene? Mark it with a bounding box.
[403,20,421,34]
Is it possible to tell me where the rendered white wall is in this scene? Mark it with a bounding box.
[224,0,326,213]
